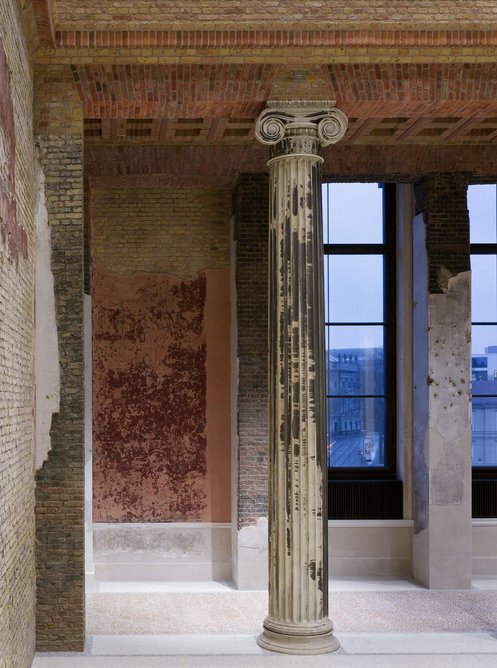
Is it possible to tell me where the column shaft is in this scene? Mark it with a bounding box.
[267,155,328,630]
[255,102,347,654]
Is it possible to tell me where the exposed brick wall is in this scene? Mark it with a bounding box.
[44,29,497,74]
[34,65,84,137]
[414,173,470,294]
[91,185,230,278]
[35,133,85,652]
[0,1,36,666]
[47,28,497,68]
[233,174,269,528]
[34,67,85,651]
[52,1,497,28]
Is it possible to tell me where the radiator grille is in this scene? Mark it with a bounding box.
[472,479,497,518]
[328,479,403,520]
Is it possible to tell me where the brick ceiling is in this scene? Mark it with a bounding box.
[74,64,276,120]
[77,63,497,146]
[30,1,497,160]
[38,1,497,30]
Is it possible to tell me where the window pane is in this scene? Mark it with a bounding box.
[326,255,384,323]
[327,397,385,467]
[468,184,497,243]
[473,396,497,466]
[472,255,497,322]
[326,324,384,351]
[472,325,497,393]
[325,183,383,244]
[325,330,385,395]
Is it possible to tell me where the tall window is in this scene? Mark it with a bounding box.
[469,184,497,470]
[323,182,396,478]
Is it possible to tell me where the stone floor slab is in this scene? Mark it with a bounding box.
[86,589,497,634]
[32,651,497,668]
[91,633,266,655]
[338,632,497,654]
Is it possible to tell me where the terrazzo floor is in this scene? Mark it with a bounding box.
[33,578,497,667]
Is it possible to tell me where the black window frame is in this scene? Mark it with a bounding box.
[323,182,397,482]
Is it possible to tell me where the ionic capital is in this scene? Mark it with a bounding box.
[255,100,348,149]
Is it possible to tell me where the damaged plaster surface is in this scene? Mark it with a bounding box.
[413,259,472,588]
[34,158,60,469]
[92,263,208,522]
[427,270,471,507]
[412,210,472,587]
[236,517,268,589]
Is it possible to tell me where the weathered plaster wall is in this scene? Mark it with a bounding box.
[0,1,37,665]
[91,522,232,582]
[91,184,231,523]
[34,157,60,469]
[93,265,208,521]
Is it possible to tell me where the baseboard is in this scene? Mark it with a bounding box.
[92,522,231,582]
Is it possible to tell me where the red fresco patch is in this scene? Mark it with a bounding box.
[92,263,207,521]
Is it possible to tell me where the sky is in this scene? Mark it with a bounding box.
[468,184,497,356]
[323,182,385,350]
[323,182,497,356]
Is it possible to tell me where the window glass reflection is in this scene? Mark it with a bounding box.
[327,397,385,467]
[472,396,497,466]
[324,183,383,244]
[326,324,384,350]
[468,184,497,244]
[326,255,384,323]
[472,325,497,391]
[325,330,385,395]
[471,254,497,322]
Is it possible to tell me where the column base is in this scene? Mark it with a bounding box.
[257,619,340,655]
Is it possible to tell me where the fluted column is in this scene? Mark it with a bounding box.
[255,101,348,654]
